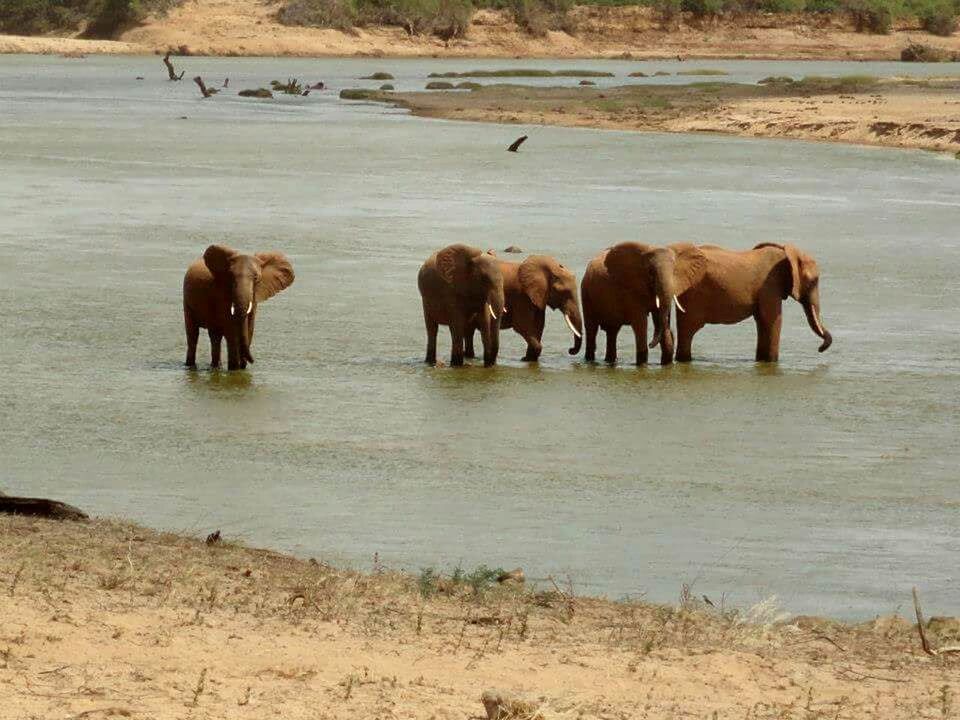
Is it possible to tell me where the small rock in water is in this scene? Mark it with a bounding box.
[504,246,524,254]
[205,530,221,545]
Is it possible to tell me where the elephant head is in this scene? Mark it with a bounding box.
[758,243,832,353]
[203,244,295,366]
[516,255,584,355]
[605,242,707,361]
[437,244,505,367]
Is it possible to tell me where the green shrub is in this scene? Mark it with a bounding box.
[759,0,806,10]
[278,0,357,31]
[652,0,682,26]
[681,0,726,16]
[915,0,956,35]
[426,80,455,88]
[0,0,181,36]
[846,0,897,33]
[339,87,382,98]
[362,71,395,79]
[804,0,843,10]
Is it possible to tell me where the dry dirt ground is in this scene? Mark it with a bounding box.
[1,514,959,719]
[376,77,960,154]
[5,3,960,58]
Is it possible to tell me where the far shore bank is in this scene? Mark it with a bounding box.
[5,4,960,60]
[367,76,960,155]
[1,512,959,719]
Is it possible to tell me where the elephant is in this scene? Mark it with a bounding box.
[465,255,583,362]
[418,244,505,367]
[581,242,707,365]
[675,242,832,363]
[183,244,295,370]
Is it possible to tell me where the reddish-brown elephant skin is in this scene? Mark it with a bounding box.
[182,245,295,371]
[675,242,832,363]
[465,255,584,362]
[581,242,707,366]
[418,244,506,368]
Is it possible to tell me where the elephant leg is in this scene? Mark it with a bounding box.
[208,329,223,369]
[449,322,466,367]
[604,326,620,364]
[755,307,782,363]
[632,315,648,366]
[423,308,438,365]
[515,305,543,362]
[226,335,242,371]
[184,310,199,368]
[464,327,476,359]
[676,314,701,363]
[584,314,599,362]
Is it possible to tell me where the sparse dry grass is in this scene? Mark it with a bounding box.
[0,515,957,719]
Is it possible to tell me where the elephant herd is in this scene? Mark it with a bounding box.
[181,241,831,371]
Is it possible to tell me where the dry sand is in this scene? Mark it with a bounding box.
[376,78,960,154]
[2,514,959,719]
[5,2,960,59]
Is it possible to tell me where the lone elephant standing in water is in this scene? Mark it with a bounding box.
[418,244,505,367]
[675,242,832,362]
[183,245,295,370]
[466,255,583,362]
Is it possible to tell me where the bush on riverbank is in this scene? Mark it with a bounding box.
[0,0,182,36]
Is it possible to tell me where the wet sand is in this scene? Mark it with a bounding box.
[2,514,958,719]
[377,77,960,154]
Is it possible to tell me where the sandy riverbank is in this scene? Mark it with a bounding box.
[1,513,958,719]
[5,2,960,59]
[372,76,960,154]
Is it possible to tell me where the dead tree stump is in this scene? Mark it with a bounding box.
[164,52,185,81]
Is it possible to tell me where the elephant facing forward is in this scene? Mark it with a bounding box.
[183,244,295,370]
[418,243,505,367]
[675,242,832,362]
[466,255,583,362]
[581,242,707,365]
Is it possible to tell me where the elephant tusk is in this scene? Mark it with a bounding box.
[674,295,685,313]
[655,295,660,309]
[246,301,253,315]
[564,313,581,339]
[230,303,236,316]
[487,303,498,321]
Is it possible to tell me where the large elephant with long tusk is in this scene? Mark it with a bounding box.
[183,244,295,370]
[418,244,506,367]
[581,242,707,365]
[675,242,832,362]
[464,254,583,362]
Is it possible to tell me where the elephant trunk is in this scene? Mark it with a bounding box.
[482,287,504,367]
[232,290,256,366]
[648,287,672,351]
[802,295,832,353]
[563,298,583,356]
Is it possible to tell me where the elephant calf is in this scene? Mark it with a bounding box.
[418,243,505,367]
[466,255,583,362]
[183,244,295,370]
[675,242,832,362]
[581,242,707,365]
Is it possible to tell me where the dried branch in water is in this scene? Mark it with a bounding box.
[507,135,528,152]
[193,77,218,98]
[163,53,184,81]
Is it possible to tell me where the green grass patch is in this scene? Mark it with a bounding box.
[426,80,455,88]
[339,88,383,99]
[361,71,395,79]
[427,68,614,78]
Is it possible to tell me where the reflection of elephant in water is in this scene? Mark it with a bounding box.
[581,242,707,365]
[676,242,832,362]
[466,255,583,362]
[418,244,505,367]
[183,245,295,370]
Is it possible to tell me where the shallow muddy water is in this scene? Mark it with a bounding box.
[1,55,958,619]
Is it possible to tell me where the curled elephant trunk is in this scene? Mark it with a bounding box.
[649,292,672,350]
[564,300,583,356]
[803,299,832,353]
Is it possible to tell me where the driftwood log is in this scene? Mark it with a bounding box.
[193,76,217,98]
[163,52,185,81]
[0,491,88,521]
[507,135,528,152]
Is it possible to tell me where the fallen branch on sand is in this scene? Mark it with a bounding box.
[0,493,88,521]
[912,587,960,657]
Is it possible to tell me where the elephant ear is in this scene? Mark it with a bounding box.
[669,243,708,296]
[604,242,653,287]
[203,244,236,277]
[254,252,295,302]
[517,256,549,310]
[782,244,803,301]
[436,244,475,287]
